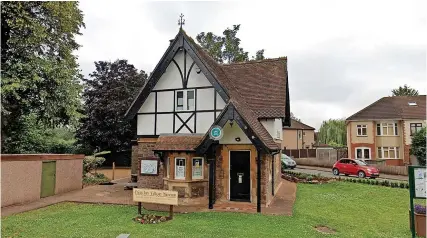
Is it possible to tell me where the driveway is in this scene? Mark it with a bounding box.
[288,165,408,182]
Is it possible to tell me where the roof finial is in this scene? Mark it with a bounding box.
[178,13,185,29]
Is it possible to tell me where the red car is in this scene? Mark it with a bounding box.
[332,158,380,178]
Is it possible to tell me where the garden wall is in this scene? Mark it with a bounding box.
[1,154,84,207]
[293,157,408,176]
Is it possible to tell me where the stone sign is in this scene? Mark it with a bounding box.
[133,188,178,206]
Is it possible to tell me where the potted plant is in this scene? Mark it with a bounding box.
[410,204,426,237]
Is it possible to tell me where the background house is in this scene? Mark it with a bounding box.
[346,95,426,166]
[282,119,315,149]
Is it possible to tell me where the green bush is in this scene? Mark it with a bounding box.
[83,173,110,186]
[405,183,409,189]
[399,183,405,188]
[375,180,379,185]
[371,180,375,185]
[306,175,313,181]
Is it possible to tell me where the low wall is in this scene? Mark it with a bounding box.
[294,157,408,176]
[1,154,84,207]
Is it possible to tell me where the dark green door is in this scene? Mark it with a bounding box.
[41,161,56,198]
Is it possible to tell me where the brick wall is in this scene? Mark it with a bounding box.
[349,143,376,159]
[402,122,411,164]
[132,138,165,189]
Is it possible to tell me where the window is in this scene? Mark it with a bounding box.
[175,89,195,111]
[376,123,398,136]
[356,125,367,136]
[410,123,423,136]
[298,130,302,140]
[192,158,203,179]
[175,158,186,179]
[377,147,399,159]
[355,147,371,160]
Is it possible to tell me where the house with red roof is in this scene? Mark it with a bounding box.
[125,28,290,212]
[346,95,426,166]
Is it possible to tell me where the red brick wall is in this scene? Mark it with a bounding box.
[132,138,165,189]
[402,122,411,164]
[349,143,376,159]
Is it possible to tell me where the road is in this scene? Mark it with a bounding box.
[287,165,408,182]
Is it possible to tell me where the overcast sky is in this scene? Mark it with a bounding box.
[76,0,426,130]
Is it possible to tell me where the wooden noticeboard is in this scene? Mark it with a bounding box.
[133,188,178,218]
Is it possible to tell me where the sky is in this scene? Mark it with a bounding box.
[75,0,427,130]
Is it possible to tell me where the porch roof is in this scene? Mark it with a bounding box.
[153,134,204,152]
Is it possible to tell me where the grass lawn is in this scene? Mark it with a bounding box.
[1,182,422,238]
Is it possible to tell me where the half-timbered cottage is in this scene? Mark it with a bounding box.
[125,28,290,212]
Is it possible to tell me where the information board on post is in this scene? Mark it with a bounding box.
[133,188,178,205]
[408,166,426,238]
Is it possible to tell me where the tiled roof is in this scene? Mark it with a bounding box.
[283,119,315,130]
[346,95,426,121]
[153,134,204,151]
[183,31,287,151]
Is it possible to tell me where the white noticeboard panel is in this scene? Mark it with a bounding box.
[414,168,426,198]
[141,160,158,175]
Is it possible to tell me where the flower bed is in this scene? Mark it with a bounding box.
[282,171,336,184]
[133,214,171,224]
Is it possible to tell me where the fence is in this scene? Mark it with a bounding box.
[287,148,408,176]
[283,149,316,158]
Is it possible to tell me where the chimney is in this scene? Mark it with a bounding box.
[169,39,174,45]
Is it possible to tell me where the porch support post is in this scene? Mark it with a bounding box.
[208,157,215,209]
[257,148,261,213]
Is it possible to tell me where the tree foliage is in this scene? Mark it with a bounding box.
[290,112,301,122]
[1,2,85,153]
[391,84,419,96]
[196,24,264,64]
[317,119,347,147]
[76,60,147,153]
[1,113,77,154]
[410,127,426,166]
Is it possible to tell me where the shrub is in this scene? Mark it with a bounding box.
[410,127,426,166]
[375,180,379,185]
[399,183,405,188]
[83,151,110,175]
[357,179,362,183]
[384,180,390,187]
[405,183,409,189]
[306,175,313,181]
[371,180,375,185]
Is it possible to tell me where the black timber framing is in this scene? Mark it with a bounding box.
[137,110,222,115]
[175,113,194,133]
[125,30,230,120]
[152,86,213,93]
[283,71,291,127]
[154,92,157,135]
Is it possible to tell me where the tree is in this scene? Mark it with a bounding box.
[290,112,301,122]
[391,84,419,96]
[76,60,147,153]
[317,119,347,147]
[196,24,264,64]
[1,2,85,153]
[410,127,426,166]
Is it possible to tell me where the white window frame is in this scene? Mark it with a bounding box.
[192,157,204,179]
[165,157,170,178]
[377,147,399,159]
[298,130,302,140]
[376,122,398,136]
[410,123,423,136]
[174,157,186,180]
[355,147,371,160]
[175,89,195,112]
[356,125,367,136]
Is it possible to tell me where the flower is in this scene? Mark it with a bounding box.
[415,204,426,214]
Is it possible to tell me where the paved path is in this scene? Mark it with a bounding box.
[289,165,408,182]
[2,178,296,217]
